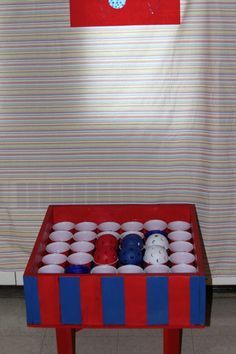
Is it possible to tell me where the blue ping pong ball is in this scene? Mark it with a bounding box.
[119,247,143,265]
[145,229,167,239]
[121,234,144,249]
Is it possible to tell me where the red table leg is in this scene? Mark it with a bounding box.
[163,328,182,354]
[56,328,76,354]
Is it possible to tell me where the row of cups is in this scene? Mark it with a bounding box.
[51,220,191,233]
[91,263,197,274]
[40,238,195,263]
[39,263,197,274]
[48,229,193,244]
[40,242,196,268]
[45,228,194,259]
[38,219,194,274]
[39,240,196,275]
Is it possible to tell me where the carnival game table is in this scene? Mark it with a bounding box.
[24,204,206,354]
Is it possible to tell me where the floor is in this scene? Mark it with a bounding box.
[0,287,235,354]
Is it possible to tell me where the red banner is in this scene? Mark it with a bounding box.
[70,0,180,27]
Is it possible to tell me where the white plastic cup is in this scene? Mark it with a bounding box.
[67,252,93,268]
[46,242,70,254]
[91,265,117,274]
[49,230,73,243]
[98,221,120,232]
[52,221,75,231]
[143,245,169,265]
[75,221,97,231]
[167,221,191,231]
[171,264,197,273]
[120,231,144,239]
[144,264,170,274]
[73,231,97,243]
[145,234,169,250]
[118,265,144,274]
[121,221,143,232]
[42,253,67,266]
[169,252,195,265]
[169,241,193,253]
[168,231,192,242]
[144,219,167,231]
[70,241,95,254]
[38,264,65,274]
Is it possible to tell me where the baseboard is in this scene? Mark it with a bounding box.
[0,271,16,285]
[211,277,236,286]
[212,285,236,294]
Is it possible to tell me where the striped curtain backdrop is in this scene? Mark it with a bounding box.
[0,0,235,283]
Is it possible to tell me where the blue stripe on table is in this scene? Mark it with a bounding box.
[101,277,125,325]
[190,276,206,325]
[23,276,41,325]
[146,276,168,325]
[59,277,82,325]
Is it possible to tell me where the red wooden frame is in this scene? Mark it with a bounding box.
[25,204,205,278]
[69,0,180,27]
[24,204,206,354]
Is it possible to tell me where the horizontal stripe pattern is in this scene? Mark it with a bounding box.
[0,0,236,281]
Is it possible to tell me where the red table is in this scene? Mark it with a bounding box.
[24,204,206,354]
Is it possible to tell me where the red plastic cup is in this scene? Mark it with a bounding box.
[95,244,116,254]
[67,252,93,268]
[96,234,119,249]
[97,231,119,239]
[94,248,118,266]
[70,241,95,254]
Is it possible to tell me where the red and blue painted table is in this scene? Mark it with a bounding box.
[24,204,206,354]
